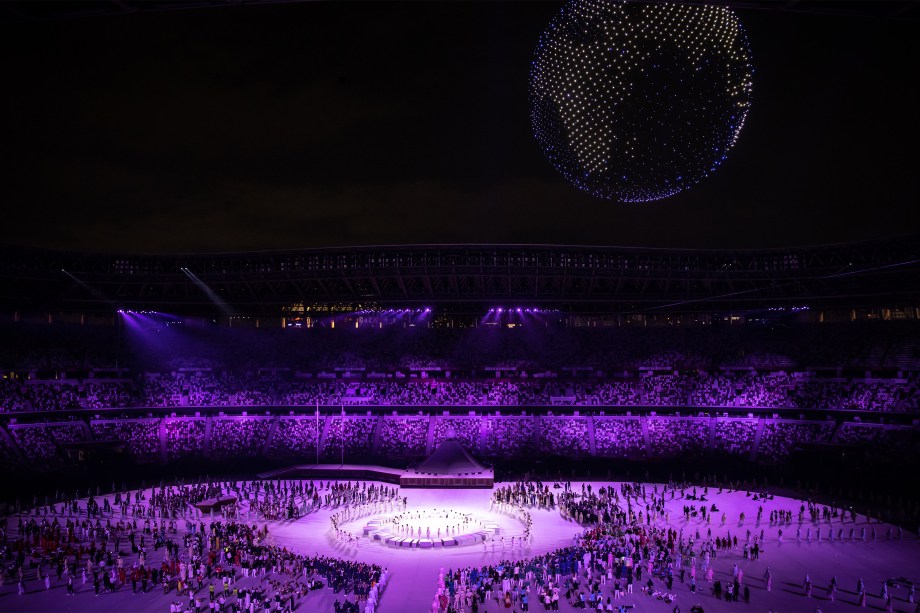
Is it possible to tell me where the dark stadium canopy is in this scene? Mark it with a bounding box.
[1,236,919,316]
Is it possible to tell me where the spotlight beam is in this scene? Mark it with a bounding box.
[181,267,235,315]
[61,269,117,306]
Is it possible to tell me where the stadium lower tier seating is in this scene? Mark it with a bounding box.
[1,372,918,412]
[1,412,914,471]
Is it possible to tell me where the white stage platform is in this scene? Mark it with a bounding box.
[258,462,493,488]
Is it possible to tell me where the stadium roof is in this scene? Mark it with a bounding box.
[2,236,918,316]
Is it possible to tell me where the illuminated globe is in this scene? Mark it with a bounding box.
[530,0,753,202]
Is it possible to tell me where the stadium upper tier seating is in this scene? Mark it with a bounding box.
[1,322,919,412]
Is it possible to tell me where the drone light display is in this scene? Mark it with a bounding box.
[530,0,753,202]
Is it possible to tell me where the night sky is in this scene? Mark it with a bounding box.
[2,2,918,253]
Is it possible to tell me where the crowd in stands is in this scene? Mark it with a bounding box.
[141,374,183,407]
[593,418,644,458]
[0,412,916,472]
[322,418,376,459]
[378,416,428,457]
[42,421,87,444]
[834,423,915,461]
[165,419,206,460]
[0,379,29,411]
[210,418,274,458]
[90,419,161,461]
[756,421,833,464]
[4,421,93,468]
[484,417,535,458]
[3,373,918,413]
[640,374,685,406]
[0,429,20,466]
[2,321,920,414]
[82,381,135,408]
[588,382,643,406]
[731,373,795,408]
[433,417,480,450]
[264,417,323,458]
[647,418,710,458]
[540,417,591,456]
[282,381,331,406]
[0,322,918,473]
[713,419,758,458]
[8,425,63,467]
[0,380,133,411]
